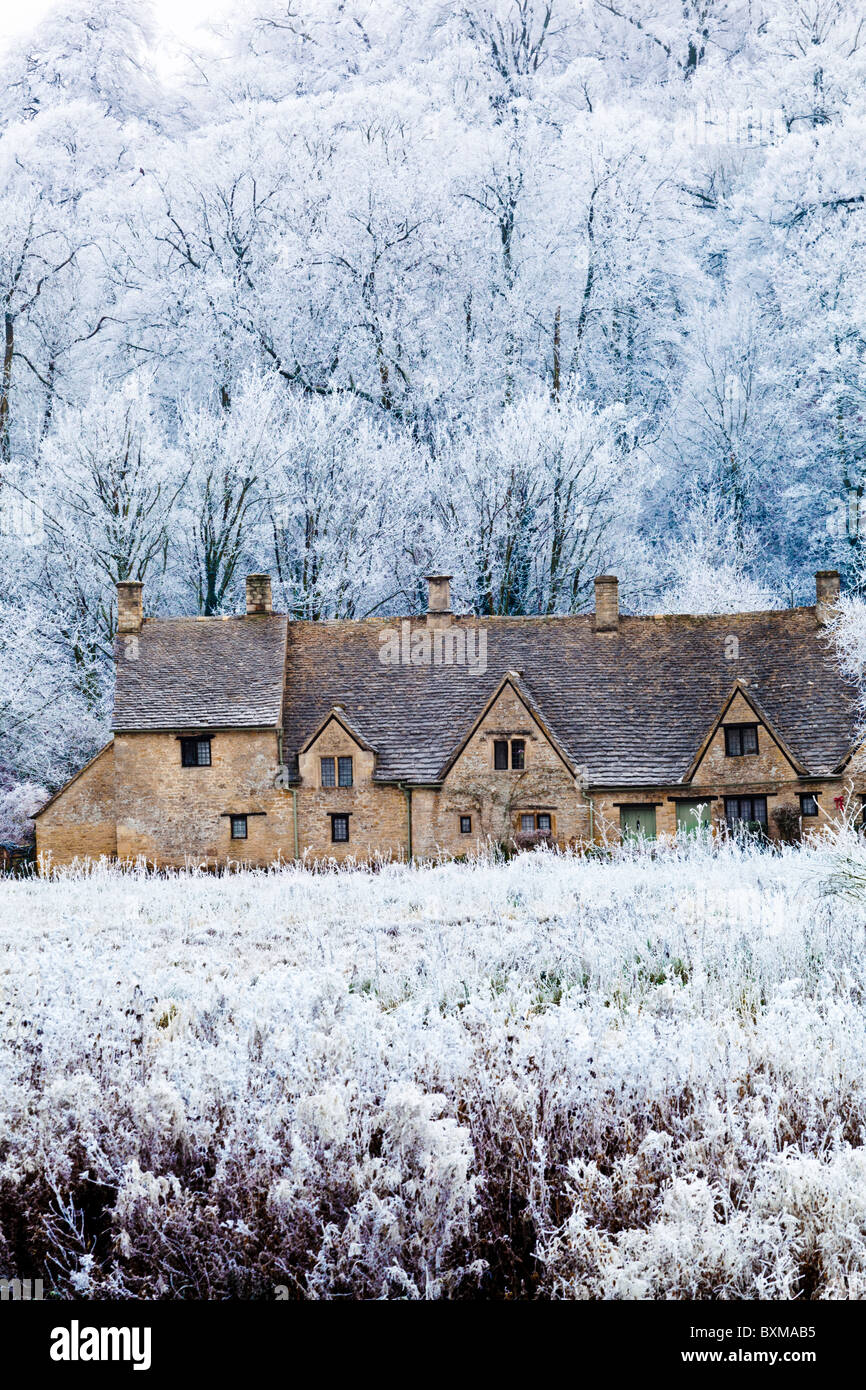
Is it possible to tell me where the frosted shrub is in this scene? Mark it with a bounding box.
[0,782,47,846]
[1,834,866,1298]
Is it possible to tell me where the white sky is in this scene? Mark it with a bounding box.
[0,0,219,60]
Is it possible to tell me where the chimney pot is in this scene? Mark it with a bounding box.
[426,573,452,627]
[594,574,619,632]
[246,574,273,615]
[116,580,143,634]
[816,569,840,625]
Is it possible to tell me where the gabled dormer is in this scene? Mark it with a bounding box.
[297,707,377,789]
[438,670,578,784]
[685,681,807,787]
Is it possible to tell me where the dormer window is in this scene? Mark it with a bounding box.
[494,739,526,770]
[321,756,353,787]
[181,737,211,767]
[724,724,758,757]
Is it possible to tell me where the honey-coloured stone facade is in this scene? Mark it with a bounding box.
[415,682,589,855]
[35,744,117,864]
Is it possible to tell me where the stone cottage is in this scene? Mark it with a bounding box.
[34,569,865,868]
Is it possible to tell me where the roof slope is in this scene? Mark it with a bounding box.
[113,615,287,731]
[279,608,859,784]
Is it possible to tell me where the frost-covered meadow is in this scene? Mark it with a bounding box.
[2,838,866,1300]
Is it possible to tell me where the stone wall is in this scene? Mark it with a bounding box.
[296,716,408,862]
[34,682,852,868]
[36,744,117,869]
[413,683,589,855]
[688,690,809,841]
[588,791,678,843]
[113,729,292,867]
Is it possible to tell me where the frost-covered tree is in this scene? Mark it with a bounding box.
[3,0,866,785]
[434,387,632,614]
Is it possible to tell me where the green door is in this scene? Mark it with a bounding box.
[676,799,711,836]
[620,805,656,841]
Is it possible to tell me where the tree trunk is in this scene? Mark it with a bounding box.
[0,312,14,464]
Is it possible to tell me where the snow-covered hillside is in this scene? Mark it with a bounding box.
[2,837,866,1299]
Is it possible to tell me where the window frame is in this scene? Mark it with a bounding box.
[330,812,350,844]
[337,756,354,788]
[518,812,553,835]
[459,815,472,835]
[320,756,336,788]
[493,738,527,770]
[180,736,212,768]
[799,793,819,817]
[724,723,759,758]
[230,814,248,841]
[725,795,768,829]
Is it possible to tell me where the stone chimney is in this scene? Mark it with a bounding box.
[816,569,840,625]
[116,580,143,634]
[594,575,619,632]
[246,574,273,615]
[426,573,452,628]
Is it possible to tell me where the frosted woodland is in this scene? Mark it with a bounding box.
[3,0,866,794]
[3,836,866,1299]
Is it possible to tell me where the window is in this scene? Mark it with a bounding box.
[321,757,336,787]
[724,724,759,757]
[338,756,353,787]
[230,815,247,840]
[494,738,526,770]
[331,813,350,843]
[800,793,819,817]
[725,796,767,829]
[459,815,472,835]
[181,737,211,767]
[520,813,552,835]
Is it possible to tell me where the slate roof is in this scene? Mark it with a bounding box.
[110,606,860,784]
[112,615,287,731]
[279,608,859,784]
